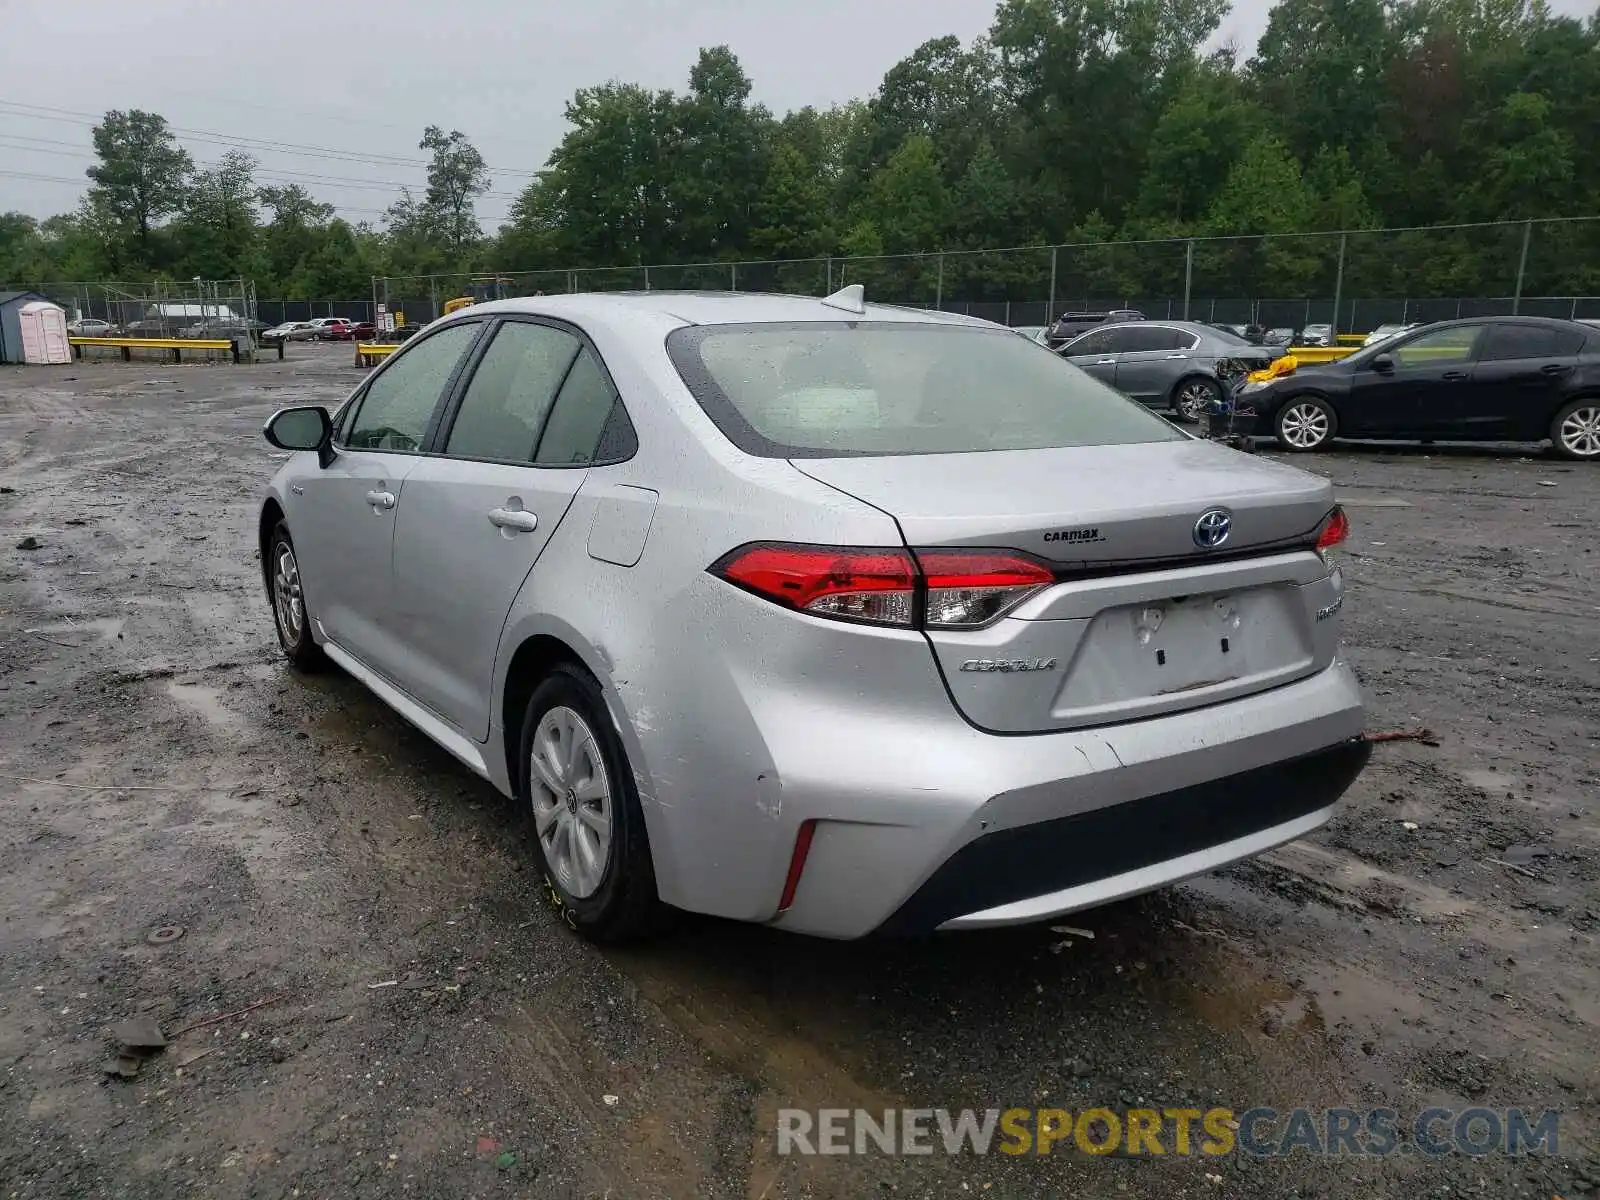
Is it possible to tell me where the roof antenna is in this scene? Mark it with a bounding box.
[820,283,865,315]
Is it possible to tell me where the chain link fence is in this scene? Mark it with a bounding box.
[374,217,1600,335]
[27,278,260,340]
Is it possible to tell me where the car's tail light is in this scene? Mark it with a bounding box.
[710,544,1054,629]
[711,544,917,626]
[916,549,1056,628]
[1315,506,1349,555]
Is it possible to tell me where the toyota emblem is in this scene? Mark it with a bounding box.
[1193,508,1233,549]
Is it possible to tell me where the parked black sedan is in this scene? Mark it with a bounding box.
[1240,316,1600,460]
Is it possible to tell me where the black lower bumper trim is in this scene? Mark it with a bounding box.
[874,737,1370,936]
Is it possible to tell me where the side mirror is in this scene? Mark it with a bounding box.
[1371,354,1395,373]
[264,405,334,466]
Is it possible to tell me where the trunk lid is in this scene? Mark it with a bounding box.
[791,440,1343,732]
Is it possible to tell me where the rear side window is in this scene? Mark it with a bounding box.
[445,322,580,462]
[1479,323,1585,361]
[535,348,636,465]
[667,322,1182,458]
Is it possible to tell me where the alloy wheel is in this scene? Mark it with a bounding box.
[1279,402,1331,449]
[1558,404,1600,458]
[529,705,613,899]
[272,543,304,645]
[1177,381,1215,422]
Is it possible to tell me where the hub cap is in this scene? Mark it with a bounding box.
[1558,405,1600,458]
[529,706,612,899]
[1280,402,1331,449]
[272,543,304,645]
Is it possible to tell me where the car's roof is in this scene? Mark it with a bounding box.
[460,291,994,329]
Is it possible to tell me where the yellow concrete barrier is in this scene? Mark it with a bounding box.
[355,342,399,367]
[70,336,240,363]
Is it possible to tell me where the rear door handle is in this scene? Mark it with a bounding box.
[1442,370,1469,381]
[1540,363,1572,376]
[1094,358,1117,365]
[488,506,538,533]
[365,489,396,510]
[1164,353,1187,360]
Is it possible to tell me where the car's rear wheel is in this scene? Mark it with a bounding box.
[1275,396,1336,452]
[1173,376,1221,423]
[1550,399,1600,460]
[519,664,662,942]
[268,522,327,670]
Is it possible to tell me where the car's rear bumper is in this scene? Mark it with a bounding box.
[875,738,1365,934]
[763,659,1366,939]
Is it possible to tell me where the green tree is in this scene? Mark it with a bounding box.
[85,109,194,268]
[859,134,950,254]
[1133,67,1265,226]
[1249,0,1395,163]
[418,126,490,259]
[1203,131,1322,293]
[511,83,679,266]
[173,151,260,279]
[750,141,831,260]
[258,184,335,293]
[670,47,773,259]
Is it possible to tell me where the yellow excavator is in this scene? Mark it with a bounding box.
[443,276,514,316]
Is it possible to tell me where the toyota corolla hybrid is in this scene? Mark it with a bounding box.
[258,287,1368,941]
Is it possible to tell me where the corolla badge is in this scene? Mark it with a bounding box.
[960,658,1058,673]
[1193,507,1233,549]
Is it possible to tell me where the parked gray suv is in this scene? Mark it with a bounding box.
[1060,321,1283,420]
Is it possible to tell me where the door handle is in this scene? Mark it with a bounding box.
[488,506,538,533]
[1442,370,1468,381]
[1164,353,1187,360]
[365,489,396,510]
[1094,358,1117,365]
[1540,363,1572,376]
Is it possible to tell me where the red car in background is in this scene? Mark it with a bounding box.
[348,320,376,340]
[312,318,356,341]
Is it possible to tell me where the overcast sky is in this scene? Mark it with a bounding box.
[0,0,1591,230]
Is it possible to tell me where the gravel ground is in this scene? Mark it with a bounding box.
[0,344,1596,1199]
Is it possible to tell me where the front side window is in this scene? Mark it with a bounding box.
[1063,328,1116,357]
[668,321,1183,458]
[344,321,480,452]
[445,321,580,462]
[1388,325,1479,368]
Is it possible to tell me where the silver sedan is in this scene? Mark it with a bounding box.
[1059,321,1281,420]
[258,288,1367,941]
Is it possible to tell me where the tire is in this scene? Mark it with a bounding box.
[1274,395,1337,452]
[1172,375,1222,424]
[267,522,327,670]
[518,664,662,942]
[1550,398,1600,460]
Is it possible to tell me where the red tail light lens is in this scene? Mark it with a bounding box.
[916,549,1056,628]
[1315,506,1350,554]
[710,544,1055,629]
[711,544,917,626]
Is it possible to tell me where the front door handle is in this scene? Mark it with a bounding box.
[365,489,396,510]
[1094,358,1117,365]
[1442,370,1469,381]
[1164,353,1187,360]
[1540,363,1572,376]
[488,506,539,533]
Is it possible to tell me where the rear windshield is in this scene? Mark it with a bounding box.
[666,322,1183,458]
